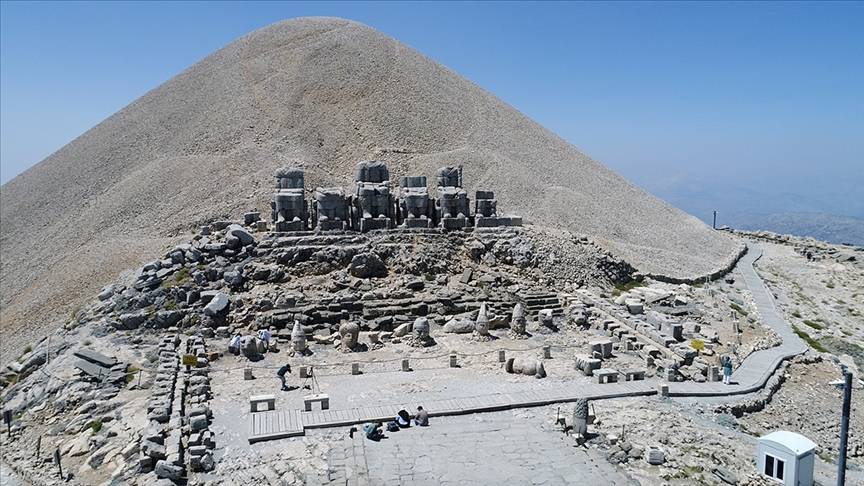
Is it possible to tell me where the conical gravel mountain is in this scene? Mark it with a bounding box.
[0,17,737,359]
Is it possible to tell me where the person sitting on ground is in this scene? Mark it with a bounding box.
[277,362,292,391]
[414,406,429,427]
[228,334,242,355]
[364,422,385,441]
[396,409,411,428]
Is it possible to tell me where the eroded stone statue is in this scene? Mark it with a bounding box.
[399,176,433,228]
[572,398,589,438]
[474,190,498,227]
[291,320,306,353]
[405,317,436,347]
[435,166,470,229]
[338,321,367,352]
[472,303,495,341]
[505,356,547,378]
[509,303,529,339]
[353,161,394,232]
[314,187,349,231]
[271,167,308,231]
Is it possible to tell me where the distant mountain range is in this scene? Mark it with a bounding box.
[638,177,864,246]
[735,212,864,246]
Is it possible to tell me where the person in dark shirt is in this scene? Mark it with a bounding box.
[277,362,292,391]
[396,409,411,428]
[364,422,385,441]
[414,406,429,426]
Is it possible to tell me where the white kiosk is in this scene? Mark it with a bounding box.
[756,431,817,486]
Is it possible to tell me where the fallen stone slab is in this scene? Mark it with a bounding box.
[74,349,117,367]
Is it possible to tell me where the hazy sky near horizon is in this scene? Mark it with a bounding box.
[2,1,862,221]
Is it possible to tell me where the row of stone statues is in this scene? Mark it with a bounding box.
[271,161,521,232]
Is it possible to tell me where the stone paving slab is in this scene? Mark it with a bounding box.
[251,244,808,443]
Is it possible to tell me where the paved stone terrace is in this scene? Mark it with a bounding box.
[249,244,808,443]
[308,411,638,486]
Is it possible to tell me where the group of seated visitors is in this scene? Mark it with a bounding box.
[363,406,429,441]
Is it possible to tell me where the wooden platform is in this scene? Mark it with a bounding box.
[248,409,304,443]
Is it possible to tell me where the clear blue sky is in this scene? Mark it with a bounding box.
[2,1,862,222]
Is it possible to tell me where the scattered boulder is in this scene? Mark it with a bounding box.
[203,293,229,317]
[349,253,387,279]
[444,318,475,334]
[226,224,256,246]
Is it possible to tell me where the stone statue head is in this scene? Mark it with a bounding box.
[291,320,306,352]
[413,317,430,339]
[510,303,526,334]
[354,161,390,183]
[437,166,462,188]
[475,303,490,335]
[339,321,360,349]
[275,167,304,190]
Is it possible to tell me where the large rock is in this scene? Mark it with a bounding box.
[203,292,229,317]
[227,224,255,246]
[154,460,184,481]
[240,336,259,357]
[349,252,387,279]
[443,318,475,334]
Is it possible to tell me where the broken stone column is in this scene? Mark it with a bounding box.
[505,356,546,379]
[271,167,308,231]
[398,176,433,228]
[572,398,589,438]
[353,160,394,232]
[474,190,499,227]
[313,187,350,231]
[435,166,470,229]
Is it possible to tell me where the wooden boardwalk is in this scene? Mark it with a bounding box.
[248,409,304,443]
[249,244,809,443]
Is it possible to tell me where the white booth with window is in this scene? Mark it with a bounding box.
[756,431,817,486]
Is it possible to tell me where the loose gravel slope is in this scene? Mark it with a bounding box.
[0,17,736,360]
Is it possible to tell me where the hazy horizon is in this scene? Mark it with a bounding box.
[2,1,862,241]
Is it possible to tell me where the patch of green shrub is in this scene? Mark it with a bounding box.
[792,325,827,353]
[802,319,823,330]
[612,279,645,296]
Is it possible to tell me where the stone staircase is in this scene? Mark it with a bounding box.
[517,291,564,317]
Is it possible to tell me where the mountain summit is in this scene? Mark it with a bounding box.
[0,17,736,358]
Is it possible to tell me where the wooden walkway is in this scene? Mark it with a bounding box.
[249,244,809,443]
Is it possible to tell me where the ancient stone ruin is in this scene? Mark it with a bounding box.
[269,162,522,232]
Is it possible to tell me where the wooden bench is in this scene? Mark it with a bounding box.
[249,394,276,412]
[303,393,330,411]
[595,368,619,384]
[624,369,646,381]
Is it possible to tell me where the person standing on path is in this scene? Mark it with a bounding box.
[722,356,733,385]
[277,362,292,391]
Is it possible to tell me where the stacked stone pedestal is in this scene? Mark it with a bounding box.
[184,335,216,474]
[139,334,187,483]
